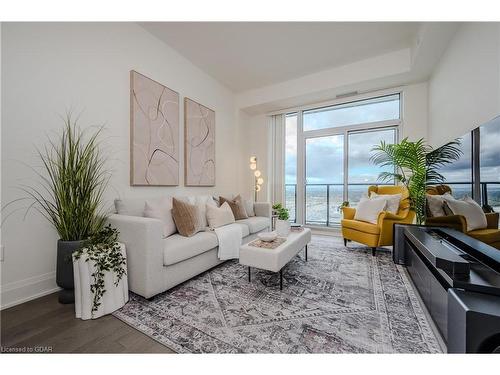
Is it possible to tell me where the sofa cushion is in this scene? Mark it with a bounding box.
[163,231,218,266]
[143,197,176,238]
[236,216,270,234]
[234,222,250,238]
[341,219,381,235]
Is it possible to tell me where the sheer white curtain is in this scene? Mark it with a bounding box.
[269,114,285,205]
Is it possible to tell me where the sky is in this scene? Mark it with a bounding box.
[439,117,500,183]
[285,96,399,185]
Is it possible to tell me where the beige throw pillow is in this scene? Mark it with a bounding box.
[354,197,387,224]
[171,198,201,237]
[186,195,217,229]
[443,196,487,231]
[206,202,236,229]
[143,197,176,238]
[219,195,248,220]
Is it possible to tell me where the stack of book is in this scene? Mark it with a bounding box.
[290,223,304,232]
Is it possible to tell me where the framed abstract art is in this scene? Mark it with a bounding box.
[130,70,179,186]
[184,97,215,186]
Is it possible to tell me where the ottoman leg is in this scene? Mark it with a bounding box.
[248,266,251,282]
[305,245,308,261]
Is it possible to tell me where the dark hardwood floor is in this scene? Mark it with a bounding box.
[1,292,174,353]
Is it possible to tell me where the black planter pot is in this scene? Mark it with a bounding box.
[56,239,84,304]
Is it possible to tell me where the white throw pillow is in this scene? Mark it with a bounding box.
[206,202,236,229]
[443,196,487,231]
[425,193,452,217]
[354,197,387,224]
[370,192,401,214]
[143,197,176,238]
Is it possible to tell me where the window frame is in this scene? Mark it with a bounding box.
[282,89,402,228]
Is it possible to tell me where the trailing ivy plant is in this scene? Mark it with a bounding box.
[73,225,126,316]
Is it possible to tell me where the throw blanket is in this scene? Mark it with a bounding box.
[214,223,243,260]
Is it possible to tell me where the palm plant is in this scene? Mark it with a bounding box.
[16,115,110,240]
[370,137,462,224]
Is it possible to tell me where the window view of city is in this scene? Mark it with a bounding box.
[284,94,500,228]
[437,119,500,212]
[437,132,473,200]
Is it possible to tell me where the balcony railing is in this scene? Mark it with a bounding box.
[285,181,500,227]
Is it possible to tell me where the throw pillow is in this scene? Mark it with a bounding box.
[143,197,176,238]
[171,198,202,237]
[443,196,487,231]
[425,193,450,217]
[242,198,255,217]
[189,195,217,229]
[354,197,387,224]
[219,195,248,220]
[206,202,236,229]
[370,192,401,214]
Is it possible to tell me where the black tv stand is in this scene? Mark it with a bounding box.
[394,224,500,353]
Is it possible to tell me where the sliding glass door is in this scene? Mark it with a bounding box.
[283,92,401,228]
[305,135,344,226]
[347,128,397,207]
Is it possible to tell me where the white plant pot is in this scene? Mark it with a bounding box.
[276,219,291,237]
[73,243,129,320]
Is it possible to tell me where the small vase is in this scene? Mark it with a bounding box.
[276,219,291,237]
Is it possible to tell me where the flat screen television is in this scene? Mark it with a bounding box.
[437,115,500,213]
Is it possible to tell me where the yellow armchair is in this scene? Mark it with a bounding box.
[341,185,415,256]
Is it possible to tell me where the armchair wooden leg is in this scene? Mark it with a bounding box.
[343,238,348,247]
[371,247,376,256]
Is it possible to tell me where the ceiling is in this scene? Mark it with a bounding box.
[140,22,421,93]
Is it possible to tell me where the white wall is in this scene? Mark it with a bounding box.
[237,49,412,115]
[1,23,238,308]
[402,82,428,140]
[428,23,500,146]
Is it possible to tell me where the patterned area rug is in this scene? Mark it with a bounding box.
[113,235,442,353]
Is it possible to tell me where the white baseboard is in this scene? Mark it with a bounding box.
[0,272,61,310]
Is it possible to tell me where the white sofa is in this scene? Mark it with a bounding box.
[108,197,271,299]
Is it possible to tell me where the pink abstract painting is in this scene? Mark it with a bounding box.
[130,70,179,186]
[184,98,215,186]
